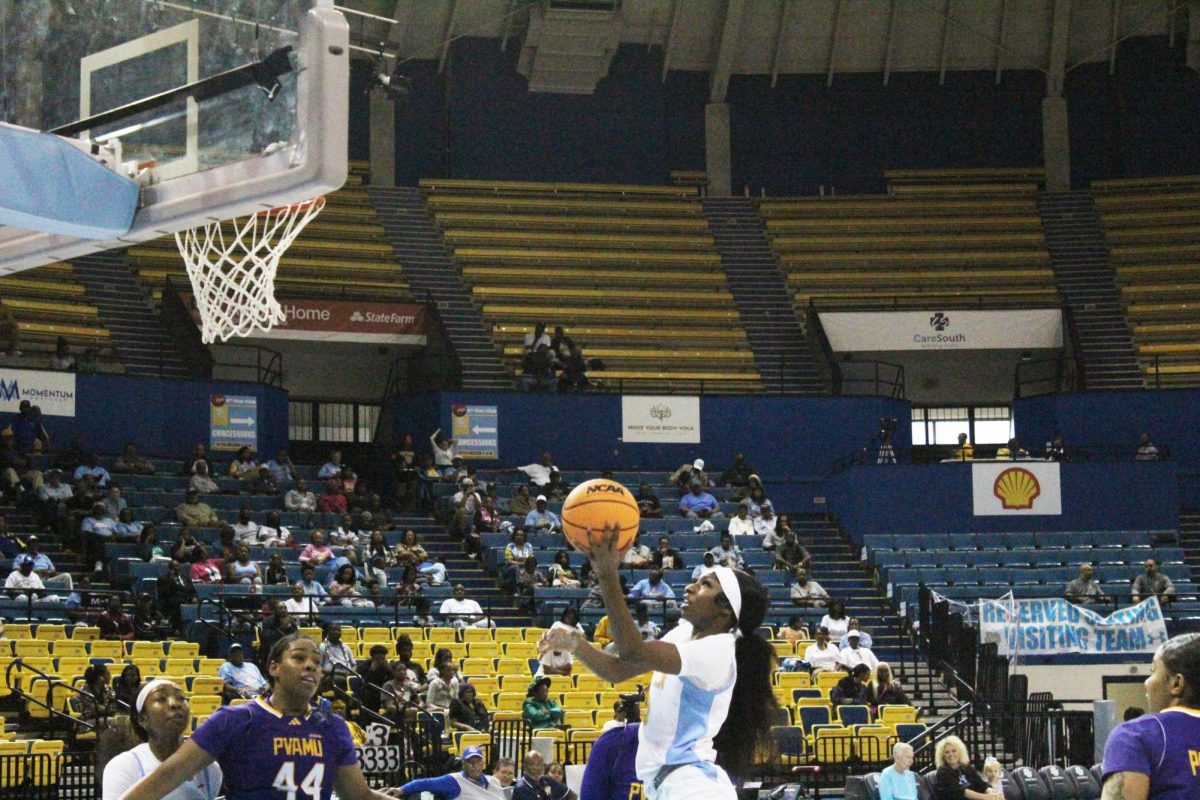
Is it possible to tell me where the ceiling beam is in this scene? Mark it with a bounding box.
[1109,0,1122,74]
[770,0,793,88]
[913,0,1047,76]
[1189,0,1200,72]
[662,0,682,82]
[386,0,415,49]
[1047,0,1071,96]
[827,0,844,87]
[710,0,749,103]
[995,0,1008,84]
[500,0,516,51]
[938,0,952,85]
[883,0,899,86]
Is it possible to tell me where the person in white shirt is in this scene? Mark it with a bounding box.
[726,503,755,537]
[429,429,457,476]
[283,583,322,619]
[838,620,874,650]
[789,567,829,608]
[439,584,491,628]
[319,624,357,677]
[819,599,852,641]
[752,504,778,538]
[317,449,344,480]
[538,527,779,800]
[691,552,717,580]
[839,634,879,672]
[4,557,45,598]
[284,478,316,514]
[514,452,557,488]
[230,507,260,546]
[803,627,844,674]
[538,607,586,676]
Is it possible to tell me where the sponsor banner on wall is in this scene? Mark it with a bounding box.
[210,394,257,452]
[980,596,1168,656]
[185,295,427,344]
[0,368,76,417]
[972,462,1061,516]
[621,396,701,444]
[451,404,498,459]
[819,309,1063,351]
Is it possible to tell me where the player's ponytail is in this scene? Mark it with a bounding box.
[713,570,778,779]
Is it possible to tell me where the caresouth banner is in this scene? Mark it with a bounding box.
[819,309,1063,351]
[184,295,427,344]
[622,396,701,444]
[972,462,1062,516]
[980,596,1168,656]
[0,368,76,416]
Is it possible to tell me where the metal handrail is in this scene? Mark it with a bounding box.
[5,659,99,735]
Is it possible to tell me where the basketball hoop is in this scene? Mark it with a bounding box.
[175,196,325,343]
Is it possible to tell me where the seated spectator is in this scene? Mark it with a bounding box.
[79,664,116,726]
[548,550,582,588]
[0,433,42,501]
[1135,432,1160,461]
[1132,558,1175,603]
[136,526,165,564]
[256,510,292,547]
[250,466,278,495]
[133,595,172,640]
[170,528,201,563]
[779,616,808,645]
[319,624,357,677]
[428,429,457,478]
[774,529,812,572]
[629,568,677,611]
[543,469,569,501]
[727,502,755,536]
[298,564,329,603]
[515,555,548,609]
[112,663,142,711]
[439,583,491,628]
[114,442,155,475]
[98,596,136,641]
[1065,563,1109,604]
[0,514,20,560]
[539,607,585,676]
[691,551,717,580]
[424,661,461,712]
[256,601,298,664]
[218,643,269,701]
[932,736,994,800]
[318,479,347,518]
[838,619,873,650]
[840,632,879,672]
[622,533,653,568]
[175,488,219,527]
[558,344,589,392]
[188,460,220,495]
[382,661,418,713]
[264,553,289,585]
[298,530,335,574]
[285,478,317,519]
[668,459,708,492]
[355,644,394,713]
[520,343,558,392]
[524,495,560,533]
[37,469,72,536]
[394,529,446,586]
[226,446,256,480]
[329,565,374,608]
[157,561,196,634]
[112,508,143,540]
[81,501,116,572]
[396,565,424,601]
[448,683,490,733]
[650,536,684,571]
[5,556,45,598]
[263,450,296,484]
[952,433,975,461]
[803,627,843,674]
[225,543,264,590]
[329,512,360,547]
[17,535,72,589]
[708,533,744,570]
[866,663,910,712]
[831,664,873,706]
[744,482,769,517]
[720,453,756,493]
[820,599,852,640]
[284,582,322,619]
[102,485,127,519]
[522,676,564,730]
[636,483,662,519]
[9,400,49,454]
[187,545,223,584]
[753,503,779,538]
[474,495,502,535]
[72,452,110,488]
[509,485,535,517]
[515,750,574,800]
[364,530,394,567]
[317,449,344,481]
[679,480,723,519]
[503,528,535,589]
[635,604,660,640]
[181,443,212,477]
[337,465,358,498]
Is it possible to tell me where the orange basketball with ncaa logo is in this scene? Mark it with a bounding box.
[561,478,640,553]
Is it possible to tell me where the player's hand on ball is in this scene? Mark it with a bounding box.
[579,524,623,572]
[539,627,581,655]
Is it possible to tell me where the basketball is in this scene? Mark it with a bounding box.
[560,478,641,553]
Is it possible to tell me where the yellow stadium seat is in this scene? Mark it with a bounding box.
[392,626,422,640]
[71,626,100,641]
[563,709,594,728]
[165,658,198,675]
[569,729,601,743]
[495,658,529,675]
[88,641,123,660]
[776,672,811,690]
[461,658,494,676]
[191,715,210,731]
[4,625,33,640]
[189,695,222,716]
[359,627,392,644]
[0,740,29,786]
[499,674,532,691]
[299,627,323,640]
[28,738,64,786]
[814,728,854,764]
[771,641,795,658]
[495,693,526,712]
[855,733,893,765]
[35,625,67,641]
[468,677,499,696]
[196,659,224,677]
[815,671,847,689]
[130,642,165,659]
[165,642,200,658]
[13,640,52,658]
[466,643,501,659]
[503,642,537,659]
[879,705,919,724]
[55,658,90,678]
[425,628,458,644]
[523,628,549,642]
[457,733,490,759]
[462,628,494,643]
[51,640,87,659]
[189,676,224,696]
[574,674,608,693]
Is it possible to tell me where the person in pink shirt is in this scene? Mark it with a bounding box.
[188,545,223,584]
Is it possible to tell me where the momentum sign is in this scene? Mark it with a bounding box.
[0,368,76,416]
[819,309,1063,351]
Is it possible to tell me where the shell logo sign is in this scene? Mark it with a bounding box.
[993,468,1041,510]
[973,463,1061,516]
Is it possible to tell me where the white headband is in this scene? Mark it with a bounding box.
[136,679,179,713]
[713,566,742,626]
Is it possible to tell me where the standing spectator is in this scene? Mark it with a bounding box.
[522,677,564,731]
[217,643,269,701]
[1132,559,1175,603]
[157,561,196,635]
[514,452,557,489]
[678,480,723,519]
[524,495,560,533]
[539,607,585,677]
[1065,563,1109,604]
[98,596,136,641]
[439,584,491,628]
[429,429,457,477]
[1135,433,1160,461]
[708,533,744,570]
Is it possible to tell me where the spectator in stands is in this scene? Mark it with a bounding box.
[175,488,219,527]
[867,663,910,712]
[316,449,344,481]
[250,466,278,495]
[365,530,393,567]
[744,480,769,517]
[337,465,358,499]
[492,758,517,791]
[80,664,116,726]
[17,535,71,589]
[507,485,534,518]
[424,661,461,712]
[773,528,811,571]
[9,400,49,454]
[691,551,717,580]
[328,512,359,547]
[170,528,200,563]
[0,431,43,500]
[113,508,144,541]
[392,635,427,689]
[952,433,975,461]
[635,604,661,641]
[188,545,223,584]
[112,664,142,712]
[515,555,548,609]
[37,469,72,536]
[298,530,335,575]
[933,735,997,800]
[558,344,589,392]
[820,599,852,640]
[429,429,457,477]
[636,483,662,518]
[394,529,447,586]
[540,607,586,677]
[98,596,136,641]
[753,503,779,538]
[262,449,295,484]
[651,536,684,571]
[619,532,652,568]
[102,485,127,519]
[318,479,347,519]
[329,564,374,608]
[218,643,269,701]
[284,478,317,523]
[789,566,828,608]
[448,682,491,733]
[182,443,212,477]
[49,335,76,371]
[995,438,1029,461]
[69,473,103,530]
[188,460,220,495]
[256,510,291,547]
[515,749,575,800]
[137,526,167,564]
[82,500,117,572]
[440,583,491,628]
[838,619,873,649]
[679,480,722,519]
[804,627,843,674]
[133,595,172,640]
[354,644,393,714]
[396,564,424,600]
[727,501,755,536]
[113,442,155,475]
[524,494,561,533]
[298,564,329,603]
[1132,558,1175,604]
[629,568,678,612]
[877,743,918,800]
[831,664,872,706]
[157,561,195,635]
[779,616,808,645]
[474,494,502,536]
[841,632,879,672]
[4,555,45,598]
[543,469,569,501]
[549,550,582,588]
[523,677,564,731]
[0,514,20,559]
[226,446,256,480]
[513,452,557,489]
[318,624,356,677]
[520,344,559,393]
[1065,563,1109,604]
[1136,432,1160,461]
[720,453,756,495]
[981,759,1003,793]
[668,459,708,492]
[283,582,321,620]
[448,477,481,538]
[381,660,419,714]
[708,532,744,570]
[224,543,264,590]
[256,601,298,664]
[1047,436,1067,461]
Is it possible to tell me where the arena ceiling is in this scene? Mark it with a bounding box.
[337,0,1197,93]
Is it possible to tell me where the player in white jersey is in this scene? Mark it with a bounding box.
[541,527,778,800]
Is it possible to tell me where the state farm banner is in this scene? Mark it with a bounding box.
[972,462,1062,516]
[0,368,76,417]
[819,309,1063,351]
[185,295,427,344]
[980,596,1168,656]
[622,396,700,444]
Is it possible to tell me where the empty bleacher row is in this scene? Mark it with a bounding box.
[0,261,121,371]
[125,162,415,307]
[420,178,763,393]
[1092,175,1200,387]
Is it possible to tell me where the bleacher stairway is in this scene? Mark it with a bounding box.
[1036,193,1143,390]
[70,250,191,379]
[368,187,511,391]
[702,199,827,395]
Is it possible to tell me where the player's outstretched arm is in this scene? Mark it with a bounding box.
[119,741,215,800]
[335,763,403,800]
[1101,772,1149,800]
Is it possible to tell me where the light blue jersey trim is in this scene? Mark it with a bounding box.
[662,672,735,767]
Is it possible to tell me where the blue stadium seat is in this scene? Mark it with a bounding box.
[874,552,907,568]
[949,533,978,551]
[938,553,970,568]
[1035,532,1071,550]
[907,552,940,568]
[862,535,893,554]
[947,568,978,587]
[977,533,1005,550]
[968,552,1001,568]
[1008,533,1037,550]
[998,551,1032,566]
[893,535,922,551]
[922,534,953,552]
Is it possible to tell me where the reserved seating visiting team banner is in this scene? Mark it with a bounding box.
[979,595,1169,656]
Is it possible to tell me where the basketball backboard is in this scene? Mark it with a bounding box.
[0,0,348,273]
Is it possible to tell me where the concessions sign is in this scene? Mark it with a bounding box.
[819,309,1063,351]
[185,296,427,345]
[980,596,1168,656]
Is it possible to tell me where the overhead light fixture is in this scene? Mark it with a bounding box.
[369,45,410,102]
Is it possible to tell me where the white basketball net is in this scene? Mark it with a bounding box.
[175,197,325,343]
